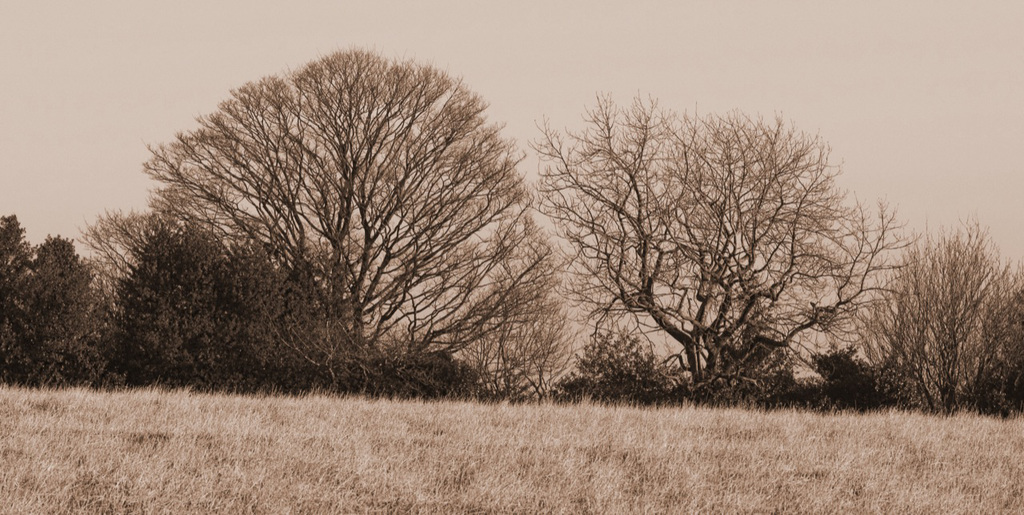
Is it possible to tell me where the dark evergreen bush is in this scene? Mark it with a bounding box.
[811,347,884,410]
[105,214,478,397]
[808,347,925,411]
[685,348,803,409]
[0,215,34,384]
[19,237,107,386]
[357,350,481,400]
[113,220,228,387]
[553,332,680,405]
[111,220,311,392]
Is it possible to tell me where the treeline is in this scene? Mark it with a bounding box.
[2,213,1024,414]
[3,49,1023,416]
[552,221,1024,415]
[1,214,485,397]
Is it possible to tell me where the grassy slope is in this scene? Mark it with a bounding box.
[1,387,1022,513]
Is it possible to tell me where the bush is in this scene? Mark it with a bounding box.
[860,223,1022,414]
[18,237,107,386]
[685,348,804,409]
[111,220,310,392]
[811,347,884,410]
[807,347,924,412]
[1002,368,1024,413]
[113,220,227,387]
[358,350,481,400]
[996,294,1024,413]
[105,214,483,398]
[553,332,679,405]
[0,215,35,384]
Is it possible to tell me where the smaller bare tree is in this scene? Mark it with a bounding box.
[459,269,575,400]
[862,222,1023,413]
[455,222,573,399]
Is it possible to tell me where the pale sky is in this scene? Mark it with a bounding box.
[2,1,1022,258]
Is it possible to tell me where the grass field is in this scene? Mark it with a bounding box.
[2,386,1022,513]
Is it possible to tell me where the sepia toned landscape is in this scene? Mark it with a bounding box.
[2,2,1023,513]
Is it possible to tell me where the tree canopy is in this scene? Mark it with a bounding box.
[126,49,558,360]
[536,96,903,386]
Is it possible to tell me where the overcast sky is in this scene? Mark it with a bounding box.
[2,1,1022,258]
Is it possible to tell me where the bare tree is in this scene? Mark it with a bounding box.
[119,49,556,359]
[862,222,1023,413]
[536,96,902,386]
[459,259,575,399]
[81,210,162,298]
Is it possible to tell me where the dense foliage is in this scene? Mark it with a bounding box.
[0,216,106,386]
[112,219,298,391]
[809,347,902,411]
[1,214,481,397]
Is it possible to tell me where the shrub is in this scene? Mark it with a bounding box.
[811,347,883,410]
[358,350,481,400]
[808,347,924,411]
[860,223,1021,414]
[685,348,803,409]
[553,331,679,405]
[111,220,309,392]
[113,220,228,387]
[18,237,107,386]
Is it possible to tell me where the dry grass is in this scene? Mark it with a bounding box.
[1,386,1022,513]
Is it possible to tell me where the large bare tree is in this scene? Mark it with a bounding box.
[536,96,902,386]
[130,50,556,358]
[862,222,1023,412]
